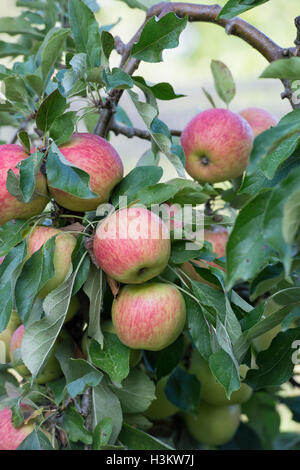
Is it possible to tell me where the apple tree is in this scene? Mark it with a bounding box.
[0,0,300,451]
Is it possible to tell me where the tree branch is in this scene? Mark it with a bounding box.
[110,121,181,141]
[294,15,300,56]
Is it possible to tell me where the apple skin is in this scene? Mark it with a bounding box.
[181,228,228,287]
[49,133,124,212]
[65,295,80,323]
[0,310,22,362]
[27,226,77,298]
[102,320,142,367]
[144,375,178,420]
[111,282,186,351]
[180,108,253,183]
[185,401,241,446]
[189,350,252,406]
[239,107,278,138]
[0,144,48,225]
[0,407,34,450]
[10,325,64,384]
[93,207,171,284]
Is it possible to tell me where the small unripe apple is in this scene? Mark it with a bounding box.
[0,144,48,226]
[0,310,22,363]
[189,350,252,406]
[102,320,142,367]
[181,108,253,183]
[112,283,186,351]
[0,407,34,450]
[185,401,241,446]
[49,133,124,212]
[26,226,77,298]
[144,375,178,420]
[10,325,65,384]
[239,107,278,138]
[93,207,171,284]
[64,295,80,323]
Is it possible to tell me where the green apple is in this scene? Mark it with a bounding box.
[0,310,22,363]
[185,401,241,446]
[144,375,178,420]
[190,350,252,406]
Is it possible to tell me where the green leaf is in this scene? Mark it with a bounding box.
[133,76,184,100]
[49,111,76,146]
[119,423,174,450]
[101,31,115,62]
[202,87,217,108]
[58,357,103,398]
[103,68,133,92]
[261,57,300,80]
[15,236,56,323]
[83,264,105,346]
[46,142,98,199]
[3,76,30,111]
[218,0,270,20]
[210,60,236,105]
[0,16,43,38]
[245,328,300,390]
[63,406,93,444]
[18,130,30,153]
[17,428,54,450]
[90,332,130,384]
[209,349,240,399]
[69,0,101,67]
[41,28,69,82]
[131,12,187,63]
[144,335,185,380]
[165,367,201,414]
[282,189,300,245]
[129,183,179,206]
[19,150,44,203]
[112,369,156,414]
[117,0,164,10]
[36,89,67,132]
[0,220,29,257]
[185,294,214,360]
[93,418,113,450]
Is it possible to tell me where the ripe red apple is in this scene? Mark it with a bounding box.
[27,226,77,298]
[93,207,171,284]
[239,107,278,138]
[181,108,253,183]
[189,350,252,406]
[185,401,241,446]
[111,282,186,351]
[0,144,48,225]
[0,407,34,450]
[0,310,22,363]
[49,133,124,212]
[144,375,178,420]
[10,325,64,384]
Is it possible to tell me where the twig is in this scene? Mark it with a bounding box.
[110,121,181,141]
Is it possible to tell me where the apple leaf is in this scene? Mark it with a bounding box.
[18,150,44,203]
[210,60,236,105]
[143,335,185,380]
[63,406,93,444]
[133,76,185,101]
[218,0,270,19]
[49,111,76,146]
[282,189,300,246]
[0,16,43,38]
[83,264,104,347]
[36,89,67,132]
[93,418,113,450]
[112,369,156,414]
[0,219,29,257]
[119,423,174,450]
[165,366,201,414]
[103,68,133,92]
[17,428,55,450]
[101,31,115,62]
[261,57,300,80]
[18,130,30,153]
[185,294,215,360]
[117,0,166,10]
[40,28,69,83]
[89,332,130,384]
[209,349,240,399]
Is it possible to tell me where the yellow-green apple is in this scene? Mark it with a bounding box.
[102,320,142,367]
[0,406,34,450]
[111,283,186,351]
[26,226,77,298]
[239,107,278,138]
[144,375,178,420]
[180,108,253,183]
[0,310,22,363]
[64,295,80,323]
[181,228,228,287]
[9,325,65,384]
[93,207,171,284]
[0,144,48,225]
[49,133,123,212]
[189,350,252,406]
[185,401,241,446]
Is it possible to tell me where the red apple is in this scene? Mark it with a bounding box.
[181,108,253,183]
[239,107,278,138]
[0,144,48,225]
[49,133,124,212]
[93,207,171,284]
[111,282,186,351]
[26,226,77,298]
[0,407,34,450]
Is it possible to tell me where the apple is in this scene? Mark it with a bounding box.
[185,401,241,446]
[0,406,34,450]
[10,325,65,384]
[144,375,178,420]
[49,133,124,212]
[102,320,142,367]
[27,226,77,298]
[239,107,278,138]
[93,207,171,284]
[189,350,252,406]
[111,282,186,351]
[180,108,253,183]
[65,295,80,323]
[0,144,48,225]
[0,310,22,363]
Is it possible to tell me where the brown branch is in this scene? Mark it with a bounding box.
[295,16,300,56]
[110,121,181,141]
